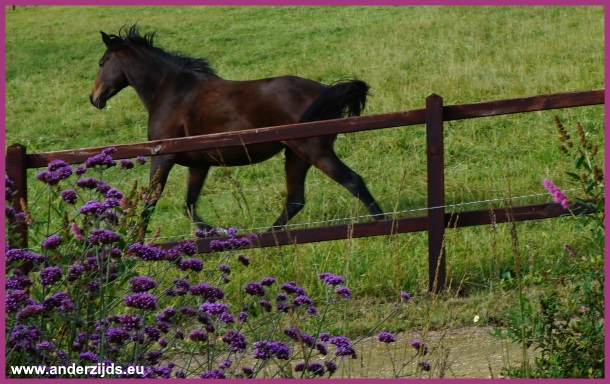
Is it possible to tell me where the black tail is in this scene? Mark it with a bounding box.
[299,80,369,123]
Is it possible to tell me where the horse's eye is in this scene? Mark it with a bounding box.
[99,58,107,67]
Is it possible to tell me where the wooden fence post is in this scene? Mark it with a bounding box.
[6,143,29,249]
[426,94,446,293]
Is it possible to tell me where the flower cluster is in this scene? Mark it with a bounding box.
[318,272,345,286]
[206,228,257,251]
[36,159,73,185]
[85,147,117,168]
[5,148,415,379]
[378,331,395,343]
[253,340,291,360]
[411,339,429,355]
[542,178,570,210]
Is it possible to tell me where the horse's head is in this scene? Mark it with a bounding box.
[89,32,130,109]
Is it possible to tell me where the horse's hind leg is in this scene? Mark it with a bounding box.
[271,148,312,229]
[186,165,215,232]
[287,140,384,220]
[319,153,384,219]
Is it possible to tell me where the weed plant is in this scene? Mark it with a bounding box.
[492,118,604,378]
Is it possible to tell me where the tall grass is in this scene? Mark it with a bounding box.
[5,5,604,326]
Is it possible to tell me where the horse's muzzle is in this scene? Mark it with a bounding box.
[89,93,106,109]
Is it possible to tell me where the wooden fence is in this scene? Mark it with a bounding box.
[6,89,604,292]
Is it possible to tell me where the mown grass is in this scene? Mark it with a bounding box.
[5,5,604,334]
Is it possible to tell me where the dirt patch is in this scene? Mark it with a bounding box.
[345,326,532,378]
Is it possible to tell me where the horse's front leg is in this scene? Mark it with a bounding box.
[186,165,215,233]
[139,154,176,240]
[271,148,312,230]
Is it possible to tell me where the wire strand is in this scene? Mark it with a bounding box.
[152,187,583,242]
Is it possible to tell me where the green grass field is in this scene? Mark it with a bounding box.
[5,5,604,335]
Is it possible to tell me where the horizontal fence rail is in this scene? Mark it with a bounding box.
[22,89,603,168]
[6,88,604,292]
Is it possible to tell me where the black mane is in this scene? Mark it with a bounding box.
[114,25,217,76]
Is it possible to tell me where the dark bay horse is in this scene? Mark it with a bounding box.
[89,26,384,233]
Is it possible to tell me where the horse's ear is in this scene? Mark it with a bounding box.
[100,31,117,48]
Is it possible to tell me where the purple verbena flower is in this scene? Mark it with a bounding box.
[42,291,74,312]
[67,264,85,281]
[292,294,313,307]
[85,147,117,168]
[36,160,72,185]
[6,175,15,200]
[316,341,328,355]
[222,330,248,352]
[253,340,291,360]
[325,360,338,375]
[119,159,134,169]
[41,234,62,250]
[411,339,429,355]
[106,327,129,344]
[237,254,250,266]
[60,189,78,204]
[218,359,232,370]
[329,336,357,359]
[189,283,225,302]
[244,281,265,296]
[334,286,352,299]
[259,300,272,312]
[39,266,63,286]
[124,292,157,310]
[87,228,121,245]
[6,275,32,290]
[318,272,345,286]
[76,177,101,189]
[280,281,306,296]
[260,277,276,286]
[199,302,229,316]
[401,291,412,301]
[144,326,160,341]
[78,351,99,363]
[6,248,43,264]
[118,313,142,331]
[284,327,315,346]
[178,258,203,272]
[200,370,225,379]
[128,243,165,261]
[242,366,254,378]
[6,290,30,313]
[78,200,107,217]
[219,312,235,324]
[378,331,396,343]
[189,329,208,341]
[37,341,55,351]
[219,263,231,274]
[319,332,331,342]
[129,276,157,293]
[276,293,288,302]
[8,325,42,351]
[308,362,325,376]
